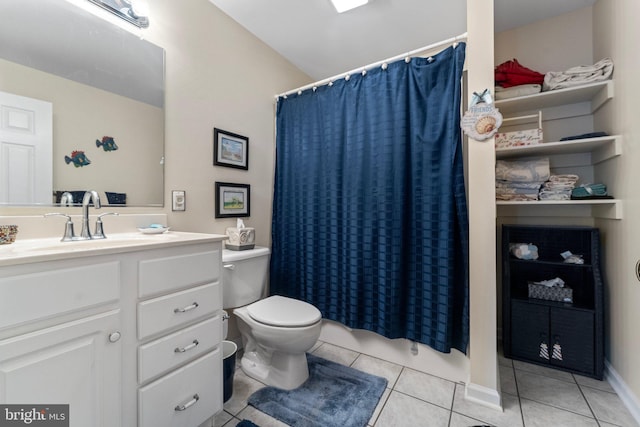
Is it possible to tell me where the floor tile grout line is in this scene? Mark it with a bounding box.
[390,388,457,414]
[447,384,457,427]
[575,375,607,426]
[518,396,600,420]
[512,363,527,427]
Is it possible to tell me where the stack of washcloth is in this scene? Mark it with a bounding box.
[571,183,611,200]
[543,58,614,91]
[539,175,579,200]
[495,157,550,201]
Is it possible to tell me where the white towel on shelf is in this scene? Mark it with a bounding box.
[543,58,614,91]
[495,157,550,183]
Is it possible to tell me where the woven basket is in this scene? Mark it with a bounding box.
[528,282,573,303]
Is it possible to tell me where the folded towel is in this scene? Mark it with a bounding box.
[495,84,542,100]
[543,58,614,91]
[495,59,545,88]
[572,183,608,198]
[495,157,550,183]
[560,131,609,141]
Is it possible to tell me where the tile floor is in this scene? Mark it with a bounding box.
[202,341,638,427]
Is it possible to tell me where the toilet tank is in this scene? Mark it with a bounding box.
[222,246,271,309]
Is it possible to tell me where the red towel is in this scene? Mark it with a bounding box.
[495,59,544,88]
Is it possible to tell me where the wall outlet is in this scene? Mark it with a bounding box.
[172,190,185,211]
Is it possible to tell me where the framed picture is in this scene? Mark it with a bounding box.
[215,182,250,218]
[213,128,249,170]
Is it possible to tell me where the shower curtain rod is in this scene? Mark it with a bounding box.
[276,32,467,99]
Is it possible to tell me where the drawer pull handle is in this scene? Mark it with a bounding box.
[175,340,199,353]
[223,264,235,270]
[174,393,199,411]
[174,302,199,313]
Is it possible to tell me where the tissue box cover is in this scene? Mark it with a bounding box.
[528,282,573,303]
[225,227,255,251]
[495,128,543,149]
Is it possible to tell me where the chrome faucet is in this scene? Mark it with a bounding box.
[79,190,101,240]
[59,191,74,207]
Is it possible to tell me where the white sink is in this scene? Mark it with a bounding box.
[20,233,176,252]
[0,231,226,267]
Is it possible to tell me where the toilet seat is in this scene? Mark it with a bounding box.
[247,295,321,327]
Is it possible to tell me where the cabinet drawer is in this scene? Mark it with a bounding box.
[138,315,222,383]
[138,282,221,340]
[138,349,222,427]
[0,262,120,331]
[138,250,220,298]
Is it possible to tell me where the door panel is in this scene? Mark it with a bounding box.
[0,91,52,204]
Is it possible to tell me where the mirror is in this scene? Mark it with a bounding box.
[0,0,164,207]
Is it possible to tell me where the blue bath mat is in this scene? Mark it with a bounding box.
[248,353,387,427]
[236,420,260,427]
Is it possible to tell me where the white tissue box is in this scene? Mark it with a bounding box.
[225,227,255,251]
[495,128,543,149]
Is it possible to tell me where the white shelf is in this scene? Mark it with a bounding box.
[496,135,621,164]
[495,81,613,115]
[496,199,622,220]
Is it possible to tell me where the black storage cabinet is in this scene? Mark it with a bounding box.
[502,225,604,379]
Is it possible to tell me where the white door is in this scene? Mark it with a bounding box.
[0,310,122,427]
[0,91,53,205]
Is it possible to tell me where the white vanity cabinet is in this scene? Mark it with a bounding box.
[0,258,123,427]
[135,245,223,427]
[0,232,225,427]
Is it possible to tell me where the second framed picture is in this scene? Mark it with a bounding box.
[213,128,249,170]
[215,182,250,218]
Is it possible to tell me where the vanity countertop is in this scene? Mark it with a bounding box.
[0,231,227,267]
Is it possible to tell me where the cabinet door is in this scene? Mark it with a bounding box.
[511,301,550,364]
[0,310,121,427]
[550,308,595,375]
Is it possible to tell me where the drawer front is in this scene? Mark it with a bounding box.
[138,250,220,298]
[138,349,222,427]
[138,315,222,383]
[0,262,120,331]
[138,282,221,340]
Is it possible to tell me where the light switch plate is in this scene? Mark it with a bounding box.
[172,190,185,211]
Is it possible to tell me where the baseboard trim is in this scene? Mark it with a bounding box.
[465,382,503,411]
[605,360,640,425]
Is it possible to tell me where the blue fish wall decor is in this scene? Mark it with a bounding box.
[96,136,118,152]
[64,150,91,167]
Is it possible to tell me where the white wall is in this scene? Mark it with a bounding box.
[146,0,311,244]
[592,0,640,417]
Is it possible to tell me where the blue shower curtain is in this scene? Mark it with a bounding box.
[271,44,469,353]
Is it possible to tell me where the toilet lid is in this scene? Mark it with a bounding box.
[247,295,321,327]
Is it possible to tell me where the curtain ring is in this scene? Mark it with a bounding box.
[312,86,317,92]
[405,56,411,63]
[345,74,350,81]
[361,69,367,76]
[381,63,388,70]
[328,81,333,87]
[297,90,302,95]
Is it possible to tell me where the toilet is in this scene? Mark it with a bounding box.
[222,246,322,390]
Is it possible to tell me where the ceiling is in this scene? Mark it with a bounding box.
[208,0,596,81]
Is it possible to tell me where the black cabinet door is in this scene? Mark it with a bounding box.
[511,300,550,363]
[550,308,595,375]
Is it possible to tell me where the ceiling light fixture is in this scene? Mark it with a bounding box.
[87,0,150,28]
[330,0,369,13]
